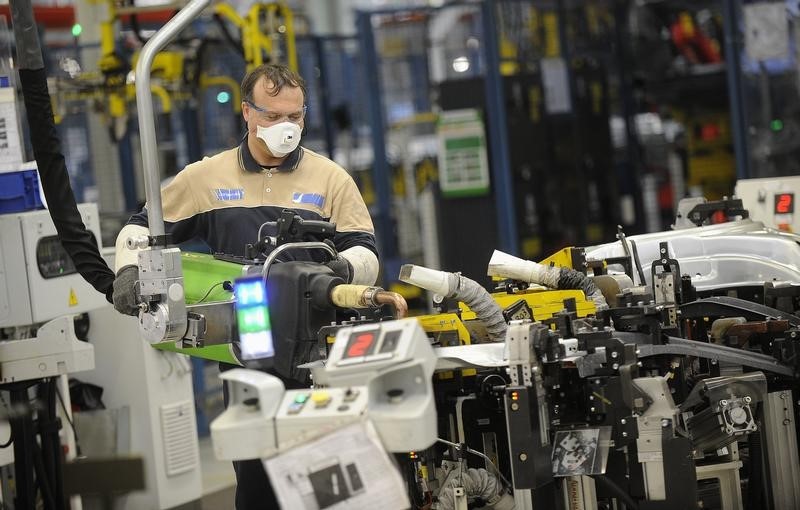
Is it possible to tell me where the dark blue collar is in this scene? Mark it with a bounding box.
[238,139,303,173]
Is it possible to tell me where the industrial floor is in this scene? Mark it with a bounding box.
[199,436,236,510]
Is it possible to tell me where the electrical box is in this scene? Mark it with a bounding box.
[736,177,800,233]
[0,203,108,328]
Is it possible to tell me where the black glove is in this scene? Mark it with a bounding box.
[112,265,140,316]
[325,257,353,283]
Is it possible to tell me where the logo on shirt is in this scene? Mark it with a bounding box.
[214,188,244,201]
[292,192,325,208]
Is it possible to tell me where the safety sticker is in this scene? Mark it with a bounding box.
[69,288,79,307]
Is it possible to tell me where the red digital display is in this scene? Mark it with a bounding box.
[775,193,794,214]
[344,330,378,358]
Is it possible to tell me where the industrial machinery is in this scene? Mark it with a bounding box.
[0,203,105,377]
[386,240,800,510]
[0,3,209,507]
[13,1,800,509]
[202,226,800,509]
[0,204,204,509]
[0,205,102,510]
[585,197,800,294]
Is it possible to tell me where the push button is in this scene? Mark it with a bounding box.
[311,391,332,408]
[287,393,310,414]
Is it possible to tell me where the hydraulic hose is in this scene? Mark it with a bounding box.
[12,0,116,302]
[399,264,507,342]
[329,285,408,319]
[488,250,608,311]
[434,467,514,510]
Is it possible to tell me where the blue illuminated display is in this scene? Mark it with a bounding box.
[236,280,266,306]
[234,276,274,360]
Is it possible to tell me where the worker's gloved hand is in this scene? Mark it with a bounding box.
[325,256,353,283]
[112,265,140,316]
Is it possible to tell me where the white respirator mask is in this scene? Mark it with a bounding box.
[256,122,302,157]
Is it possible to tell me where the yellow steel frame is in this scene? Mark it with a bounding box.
[414,287,595,379]
[62,1,295,123]
[539,246,583,270]
[214,2,298,73]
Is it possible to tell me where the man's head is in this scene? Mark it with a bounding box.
[241,64,307,161]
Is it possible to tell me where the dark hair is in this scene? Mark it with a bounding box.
[241,64,306,103]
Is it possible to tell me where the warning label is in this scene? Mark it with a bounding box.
[68,288,78,307]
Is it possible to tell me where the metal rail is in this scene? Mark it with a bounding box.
[135,0,211,242]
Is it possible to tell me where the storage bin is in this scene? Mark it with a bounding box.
[0,169,44,213]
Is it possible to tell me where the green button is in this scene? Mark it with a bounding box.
[294,394,309,404]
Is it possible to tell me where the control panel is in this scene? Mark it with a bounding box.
[276,387,369,449]
[212,318,439,461]
[320,318,432,387]
[0,203,107,328]
[736,176,800,232]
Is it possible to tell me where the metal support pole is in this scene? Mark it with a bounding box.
[357,10,398,278]
[763,390,800,509]
[481,0,519,255]
[117,118,138,212]
[722,0,751,180]
[135,0,211,242]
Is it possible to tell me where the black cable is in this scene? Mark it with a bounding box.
[39,379,60,510]
[213,13,245,57]
[187,38,232,90]
[48,378,67,510]
[630,240,647,287]
[32,438,56,510]
[594,474,639,510]
[32,381,57,510]
[129,14,149,45]
[55,386,81,457]
[197,281,233,303]
[19,68,116,301]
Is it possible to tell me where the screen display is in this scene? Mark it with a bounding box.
[775,192,795,214]
[36,236,78,279]
[234,276,274,360]
[342,329,380,359]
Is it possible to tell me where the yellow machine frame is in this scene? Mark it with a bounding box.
[56,1,296,125]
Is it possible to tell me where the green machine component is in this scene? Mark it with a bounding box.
[154,342,239,365]
[150,252,246,365]
[181,252,245,304]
